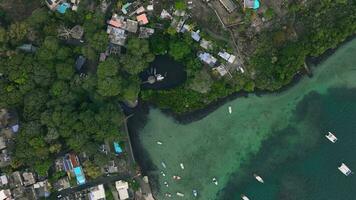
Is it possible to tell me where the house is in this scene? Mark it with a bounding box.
[10,172,23,188]
[200,39,213,50]
[218,51,236,63]
[160,9,172,19]
[63,153,80,172]
[22,172,36,186]
[213,65,228,76]
[107,26,127,46]
[125,19,138,33]
[54,177,70,191]
[180,24,192,33]
[198,52,218,67]
[121,3,132,15]
[115,181,129,200]
[137,14,149,25]
[75,56,86,72]
[0,175,8,187]
[244,0,260,9]
[18,44,37,53]
[89,184,106,200]
[73,166,86,185]
[191,30,201,42]
[33,180,51,198]
[0,189,11,200]
[0,150,10,167]
[219,0,237,13]
[146,5,154,11]
[135,6,145,15]
[0,137,6,151]
[139,27,155,38]
[175,18,186,32]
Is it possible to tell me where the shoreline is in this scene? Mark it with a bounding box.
[126,35,356,196]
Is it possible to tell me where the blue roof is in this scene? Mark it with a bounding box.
[73,166,86,185]
[57,3,70,14]
[114,142,123,154]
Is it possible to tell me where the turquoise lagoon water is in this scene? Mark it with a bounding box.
[135,39,356,200]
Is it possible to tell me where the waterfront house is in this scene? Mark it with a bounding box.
[89,184,106,200]
[115,180,129,200]
[219,0,237,13]
[198,52,218,67]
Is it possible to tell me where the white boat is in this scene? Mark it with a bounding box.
[160,171,166,177]
[156,74,165,81]
[157,141,163,145]
[241,194,250,200]
[161,161,167,169]
[212,177,218,185]
[180,163,185,170]
[325,132,337,143]
[176,192,184,197]
[228,106,232,114]
[164,181,169,187]
[253,173,264,183]
[165,193,172,197]
[338,163,352,176]
[173,175,182,180]
[192,189,198,197]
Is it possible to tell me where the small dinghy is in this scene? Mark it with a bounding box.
[160,171,166,177]
[165,193,172,197]
[176,192,184,197]
[180,163,185,170]
[228,106,232,114]
[253,173,264,183]
[161,161,167,169]
[212,177,218,185]
[164,181,169,187]
[157,141,163,145]
[325,132,337,143]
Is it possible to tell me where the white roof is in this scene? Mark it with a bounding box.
[0,190,9,200]
[218,51,236,63]
[116,181,129,200]
[0,175,7,185]
[89,184,106,200]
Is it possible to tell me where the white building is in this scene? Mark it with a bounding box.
[115,180,129,200]
[89,184,106,200]
[0,189,11,200]
[218,51,236,64]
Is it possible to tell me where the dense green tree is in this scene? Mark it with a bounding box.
[169,40,191,61]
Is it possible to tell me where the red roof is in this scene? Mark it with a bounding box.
[69,154,79,167]
[108,19,123,28]
[136,14,149,25]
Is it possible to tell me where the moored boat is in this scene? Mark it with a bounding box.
[338,163,352,176]
[241,194,250,200]
[180,163,185,170]
[229,106,232,114]
[161,161,167,169]
[253,173,264,183]
[325,132,337,143]
[157,141,163,145]
[173,175,182,180]
[193,189,198,197]
[212,177,218,185]
[176,192,184,197]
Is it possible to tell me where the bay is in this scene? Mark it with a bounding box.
[134,38,356,200]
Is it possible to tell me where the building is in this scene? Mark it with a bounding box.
[198,52,218,67]
[115,181,129,200]
[200,39,213,50]
[213,65,228,76]
[0,137,6,151]
[33,180,51,198]
[107,26,127,46]
[10,172,23,188]
[22,172,36,186]
[160,9,172,19]
[125,19,138,33]
[137,14,149,25]
[89,184,106,200]
[0,189,11,200]
[191,30,201,42]
[0,175,8,187]
[54,177,70,191]
[244,0,260,9]
[63,153,80,172]
[219,0,237,13]
[121,3,132,15]
[218,51,236,63]
[139,27,155,38]
[74,166,86,185]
